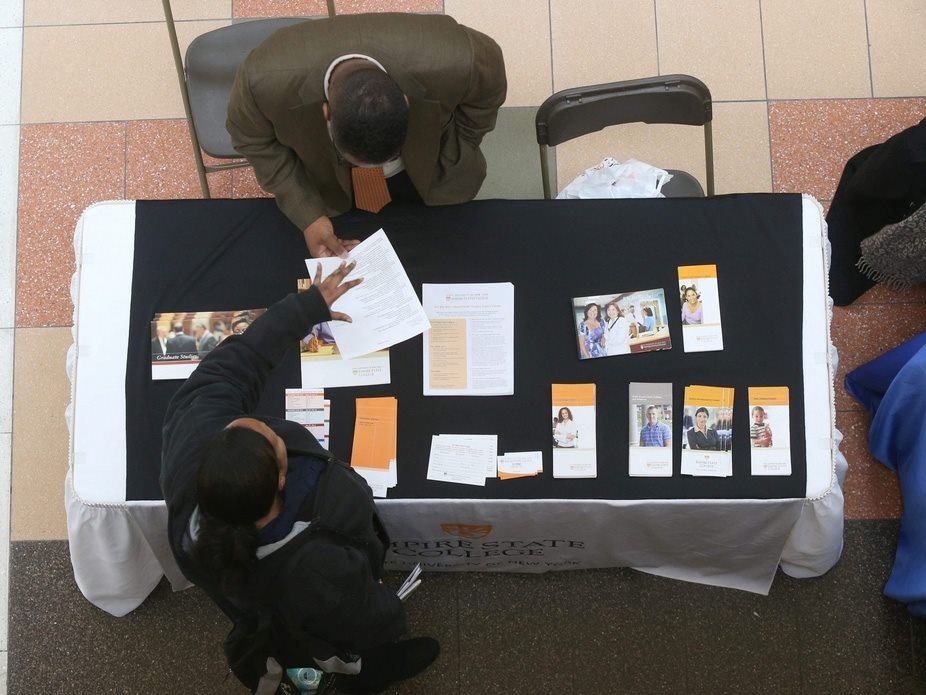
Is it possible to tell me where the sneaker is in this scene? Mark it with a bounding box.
[335,637,440,694]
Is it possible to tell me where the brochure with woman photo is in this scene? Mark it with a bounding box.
[552,383,597,478]
[677,264,724,353]
[680,384,734,477]
[571,288,672,360]
[748,386,792,476]
[628,382,674,476]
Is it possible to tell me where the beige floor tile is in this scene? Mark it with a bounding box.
[445,0,551,107]
[21,20,228,124]
[711,101,771,194]
[333,0,442,13]
[550,0,656,93]
[867,0,926,98]
[25,0,229,24]
[17,122,126,328]
[656,0,765,101]
[553,122,706,197]
[11,327,73,541]
[762,0,870,99]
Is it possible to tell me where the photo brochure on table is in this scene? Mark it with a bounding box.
[628,382,674,476]
[571,288,672,360]
[295,278,391,389]
[748,386,792,476]
[678,264,724,352]
[149,307,265,380]
[681,385,734,477]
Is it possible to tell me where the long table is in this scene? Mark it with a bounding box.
[66,196,846,616]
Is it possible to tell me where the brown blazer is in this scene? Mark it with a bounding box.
[226,13,507,231]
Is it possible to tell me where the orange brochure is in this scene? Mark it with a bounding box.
[351,397,397,471]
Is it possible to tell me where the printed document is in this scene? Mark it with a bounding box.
[305,229,430,359]
[421,283,514,396]
[426,434,498,486]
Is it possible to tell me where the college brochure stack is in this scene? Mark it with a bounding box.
[748,386,792,476]
[551,383,597,478]
[677,264,724,353]
[681,385,734,477]
[628,382,674,476]
[350,397,398,498]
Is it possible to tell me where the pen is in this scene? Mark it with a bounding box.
[399,579,421,601]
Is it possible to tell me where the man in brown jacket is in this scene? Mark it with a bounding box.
[227,13,507,258]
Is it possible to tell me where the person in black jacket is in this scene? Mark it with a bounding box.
[160,261,438,694]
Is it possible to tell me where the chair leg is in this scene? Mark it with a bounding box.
[539,144,553,200]
[162,0,212,199]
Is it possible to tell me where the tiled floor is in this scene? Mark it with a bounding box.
[3,1,926,693]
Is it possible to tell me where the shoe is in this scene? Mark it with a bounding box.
[335,637,440,694]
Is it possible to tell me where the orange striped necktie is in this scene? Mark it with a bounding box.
[351,166,392,214]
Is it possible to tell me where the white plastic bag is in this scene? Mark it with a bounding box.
[556,157,672,199]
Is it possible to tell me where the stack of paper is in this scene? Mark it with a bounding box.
[421,282,514,396]
[351,397,398,498]
[305,229,431,360]
[628,382,674,476]
[497,451,543,480]
[284,388,330,449]
[426,434,498,486]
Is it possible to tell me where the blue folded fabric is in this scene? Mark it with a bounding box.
[845,330,926,617]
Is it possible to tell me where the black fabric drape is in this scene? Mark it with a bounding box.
[127,195,806,502]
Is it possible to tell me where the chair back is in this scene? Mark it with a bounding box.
[535,75,713,198]
[185,18,308,157]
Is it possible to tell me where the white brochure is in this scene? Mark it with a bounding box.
[305,229,430,359]
[421,282,515,396]
[426,434,498,486]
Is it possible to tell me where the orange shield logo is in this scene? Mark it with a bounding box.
[440,523,493,539]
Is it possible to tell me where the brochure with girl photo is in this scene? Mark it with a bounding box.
[681,384,734,477]
[677,264,724,353]
[552,383,597,478]
[748,386,792,476]
[628,382,674,476]
[571,288,672,360]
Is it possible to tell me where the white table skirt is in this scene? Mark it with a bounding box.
[65,198,845,617]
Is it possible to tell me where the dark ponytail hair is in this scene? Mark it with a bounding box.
[191,426,279,595]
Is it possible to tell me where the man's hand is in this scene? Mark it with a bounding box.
[304,216,360,258]
[313,261,362,323]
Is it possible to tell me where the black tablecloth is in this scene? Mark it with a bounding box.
[127,195,807,501]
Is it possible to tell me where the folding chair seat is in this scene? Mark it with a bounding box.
[162,0,315,196]
[535,74,714,199]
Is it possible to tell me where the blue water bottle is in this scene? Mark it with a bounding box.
[286,667,323,693]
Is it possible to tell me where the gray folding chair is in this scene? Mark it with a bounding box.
[535,74,714,199]
[162,1,334,197]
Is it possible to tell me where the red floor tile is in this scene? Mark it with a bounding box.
[837,409,902,520]
[231,165,272,200]
[233,0,329,17]
[769,98,926,202]
[126,119,233,201]
[832,302,926,412]
[17,122,127,328]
